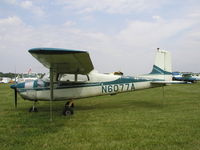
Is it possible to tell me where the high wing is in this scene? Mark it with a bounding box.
[29,48,94,74]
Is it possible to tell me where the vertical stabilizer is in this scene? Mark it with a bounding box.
[149,48,172,80]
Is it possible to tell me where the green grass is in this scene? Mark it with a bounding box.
[0,83,200,150]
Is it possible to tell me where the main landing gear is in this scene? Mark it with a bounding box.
[63,101,74,116]
[28,100,74,116]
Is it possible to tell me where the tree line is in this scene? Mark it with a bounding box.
[0,72,16,78]
[0,72,45,79]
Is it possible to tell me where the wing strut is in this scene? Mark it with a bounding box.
[50,68,54,121]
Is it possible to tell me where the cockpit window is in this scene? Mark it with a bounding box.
[58,74,89,82]
[77,74,89,82]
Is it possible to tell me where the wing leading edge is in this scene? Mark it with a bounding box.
[29,48,94,74]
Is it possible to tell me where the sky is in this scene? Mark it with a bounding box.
[0,0,200,75]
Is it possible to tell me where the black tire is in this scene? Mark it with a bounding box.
[29,107,33,112]
[63,107,74,116]
[34,108,38,112]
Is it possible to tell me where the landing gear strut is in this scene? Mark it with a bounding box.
[63,101,74,116]
[29,101,38,112]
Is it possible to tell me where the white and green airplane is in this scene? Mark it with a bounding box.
[11,48,183,115]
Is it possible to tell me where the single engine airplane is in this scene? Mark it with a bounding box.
[11,48,184,116]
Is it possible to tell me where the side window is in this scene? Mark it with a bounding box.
[58,74,89,82]
[58,74,74,82]
[77,74,89,82]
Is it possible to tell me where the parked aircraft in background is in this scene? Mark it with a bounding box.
[11,48,184,116]
[193,74,200,80]
[17,72,39,83]
[172,72,200,83]
[0,77,11,83]
[16,69,39,83]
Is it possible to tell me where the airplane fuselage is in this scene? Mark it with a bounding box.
[16,72,163,101]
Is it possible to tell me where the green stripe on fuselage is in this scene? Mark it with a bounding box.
[18,76,163,92]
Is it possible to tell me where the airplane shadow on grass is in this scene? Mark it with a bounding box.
[19,99,164,114]
[16,91,166,117]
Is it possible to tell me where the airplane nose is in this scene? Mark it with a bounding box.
[10,84,16,89]
[10,82,25,89]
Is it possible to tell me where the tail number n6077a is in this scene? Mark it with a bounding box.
[102,83,135,93]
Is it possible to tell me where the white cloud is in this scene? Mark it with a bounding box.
[0,13,200,74]
[3,0,45,17]
[152,15,161,20]
[63,21,76,27]
[187,11,200,20]
[3,0,17,4]
[20,1,45,16]
[20,0,33,9]
[117,18,196,49]
[0,16,22,25]
[80,15,94,22]
[59,0,167,14]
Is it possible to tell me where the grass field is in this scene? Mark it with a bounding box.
[0,83,200,150]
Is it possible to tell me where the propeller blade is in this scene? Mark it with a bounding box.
[14,88,17,108]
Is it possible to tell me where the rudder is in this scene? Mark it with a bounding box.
[149,48,172,80]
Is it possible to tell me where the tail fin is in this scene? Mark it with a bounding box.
[149,48,172,80]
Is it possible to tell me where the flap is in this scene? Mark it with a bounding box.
[29,48,94,74]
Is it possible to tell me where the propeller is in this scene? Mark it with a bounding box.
[14,87,17,108]
[10,84,18,108]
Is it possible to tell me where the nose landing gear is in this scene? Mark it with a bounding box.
[29,101,38,112]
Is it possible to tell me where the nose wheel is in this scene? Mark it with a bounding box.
[29,101,38,112]
[29,106,38,112]
[63,101,74,116]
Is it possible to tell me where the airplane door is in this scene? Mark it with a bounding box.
[25,81,37,99]
[26,90,37,99]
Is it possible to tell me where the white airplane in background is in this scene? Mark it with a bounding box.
[11,48,184,116]
[172,72,200,83]
[17,69,39,83]
[0,77,11,83]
